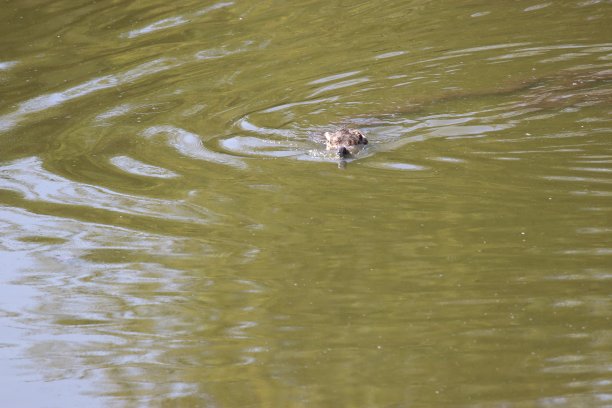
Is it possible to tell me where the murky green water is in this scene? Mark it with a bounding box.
[1,1,611,407]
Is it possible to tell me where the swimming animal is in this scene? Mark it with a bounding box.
[324,128,368,158]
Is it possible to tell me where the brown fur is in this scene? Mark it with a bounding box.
[324,128,368,158]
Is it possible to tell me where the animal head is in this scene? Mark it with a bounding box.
[324,128,368,149]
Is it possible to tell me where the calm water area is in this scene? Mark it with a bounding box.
[1,1,611,407]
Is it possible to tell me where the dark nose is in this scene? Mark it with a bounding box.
[337,147,350,158]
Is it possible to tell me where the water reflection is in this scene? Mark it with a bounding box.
[109,156,178,179]
[0,60,19,70]
[124,16,190,39]
[0,59,181,132]
[143,125,247,169]
[123,1,233,39]
[0,157,213,222]
[0,205,214,403]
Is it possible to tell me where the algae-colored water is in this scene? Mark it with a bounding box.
[1,1,611,407]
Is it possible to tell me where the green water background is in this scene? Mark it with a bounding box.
[1,1,611,406]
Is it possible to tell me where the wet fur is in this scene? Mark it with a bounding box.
[324,128,368,158]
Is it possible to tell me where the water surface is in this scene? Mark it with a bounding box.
[1,1,611,407]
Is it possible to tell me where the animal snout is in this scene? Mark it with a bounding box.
[337,147,350,158]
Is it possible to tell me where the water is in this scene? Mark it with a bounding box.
[1,1,611,406]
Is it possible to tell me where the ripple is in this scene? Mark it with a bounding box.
[366,162,427,171]
[427,124,511,139]
[143,125,247,169]
[195,1,235,16]
[577,0,604,6]
[569,166,612,173]
[523,3,552,12]
[308,71,361,85]
[195,42,253,60]
[374,51,407,60]
[261,96,339,113]
[308,77,371,98]
[561,248,612,256]
[0,206,200,255]
[220,136,302,158]
[0,61,18,71]
[571,190,612,197]
[109,156,179,179]
[124,16,189,39]
[448,43,530,54]
[122,1,234,39]
[235,116,295,137]
[95,103,135,122]
[432,156,465,163]
[470,11,491,18]
[0,157,212,222]
[542,175,612,184]
[0,58,181,133]
[576,227,612,234]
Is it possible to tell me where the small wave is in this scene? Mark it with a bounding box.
[0,156,213,222]
[143,125,247,169]
[110,156,179,179]
[122,1,234,39]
